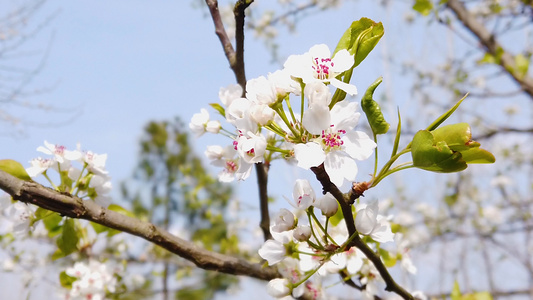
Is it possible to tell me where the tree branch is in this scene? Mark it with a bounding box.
[446,0,533,99]
[0,169,280,281]
[205,0,271,241]
[310,164,413,300]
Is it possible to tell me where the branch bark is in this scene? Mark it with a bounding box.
[446,0,533,99]
[310,164,414,300]
[0,169,280,281]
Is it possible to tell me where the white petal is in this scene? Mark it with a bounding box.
[355,202,378,235]
[324,152,357,187]
[302,105,330,135]
[330,78,358,96]
[331,49,355,73]
[343,131,377,161]
[309,44,331,59]
[293,143,325,169]
[258,240,286,265]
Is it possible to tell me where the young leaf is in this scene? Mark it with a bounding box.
[413,0,433,16]
[391,108,402,158]
[209,103,226,117]
[59,271,77,288]
[333,18,385,69]
[425,94,468,131]
[56,218,79,257]
[0,159,32,181]
[361,77,390,135]
[411,130,467,172]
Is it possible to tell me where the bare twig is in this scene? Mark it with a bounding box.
[205,0,272,241]
[446,0,533,99]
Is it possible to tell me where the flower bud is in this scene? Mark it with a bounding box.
[293,225,312,241]
[272,208,296,233]
[316,193,338,217]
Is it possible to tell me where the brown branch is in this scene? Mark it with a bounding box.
[310,164,413,300]
[256,163,272,241]
[0,169,280,281]
[205,0,271,240]
[446,0,533,99]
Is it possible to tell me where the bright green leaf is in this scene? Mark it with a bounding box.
[460,147,496,164]
[514,53,529,79]
[56,218,79,257]
[0,159,32,181]
[432,123,473,152]
[331,18,383,106]
[378,248,397,267]
[59,271,77,288]
[391,108,402,158]
[451,280,462,300]
[413,0,433,16]
[426,94,467,131]
[108,204,135,218]
[411,130,467,172]
[209,103,225,117]
[361,77,390,135]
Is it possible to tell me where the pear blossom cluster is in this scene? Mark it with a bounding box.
[63,260,118,300]
[255,179,413,298]
[189,43,421,299]
[26,141,112,207]
[190,43,376,187]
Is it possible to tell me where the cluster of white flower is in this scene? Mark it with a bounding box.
[257,179,404,298]
[190,44,376,187]
[190,43,418,299]
[0,194,35,236]
[64,260,118,300]
[26,141,112,207]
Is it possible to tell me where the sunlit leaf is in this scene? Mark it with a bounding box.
[59,271,77,288]
[411,130,467,172]
[361,77,390,135]
[56,218,79,258]
[209,103,226,117]
[0,159,31,181]
[425,94,467,131]
[413,0,433,16]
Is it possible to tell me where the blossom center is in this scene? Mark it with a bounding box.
[312,57,334,80]
[321,125,345,151]
[225,160,237,173]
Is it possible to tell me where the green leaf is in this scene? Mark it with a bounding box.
[331,18,384,106]
[391,108,402,157]
[209,103,226,117]
[431,123,473,152]
[334,18,385,68]
[56,218,79,258]
[514,53,529,79]
[0,159,32,181]
[91,222,121,237]
[464,292,493,300]
[59,271,77,288]
[459,147,496,164]
[361,77,390,135]
[108,204,135,218]
[451,280,462,300]
[411,130,467,172]
[40,209,64,238]
[413,0,433,16]
[378,248,397,267]
[425,94,468,131]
